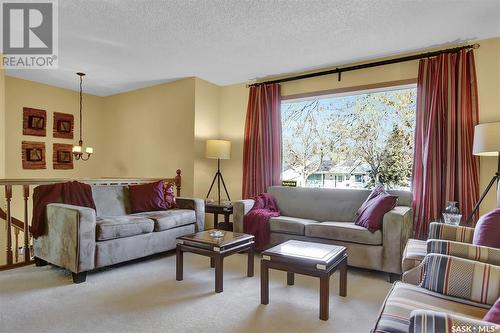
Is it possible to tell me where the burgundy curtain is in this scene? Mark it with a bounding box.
[412,49,479,239]
[242,83,281,199]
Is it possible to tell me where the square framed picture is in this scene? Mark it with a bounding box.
[53,112,74,139]
[26,148,43,162]
[23,108,47,136]
[53,143,73,169]
[22,141,46,169]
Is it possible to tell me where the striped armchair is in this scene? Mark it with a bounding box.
[373,254,500,333]
[401,222,498,285]
[403,239,500,285]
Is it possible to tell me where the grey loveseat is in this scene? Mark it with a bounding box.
[233,186,412,278]
[34,184,204,283]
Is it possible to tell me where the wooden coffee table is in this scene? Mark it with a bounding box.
[260,240,347,321]
[176,230,255,293]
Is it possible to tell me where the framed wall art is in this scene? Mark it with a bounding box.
[23,107,47,137]
[53,112,74,139]
[22,141,46,169]
[53,143,74,169]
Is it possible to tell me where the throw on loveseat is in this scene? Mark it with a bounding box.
[233,186,413,278]
[33,180,204,283]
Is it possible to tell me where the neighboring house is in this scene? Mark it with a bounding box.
[306,160,370,189]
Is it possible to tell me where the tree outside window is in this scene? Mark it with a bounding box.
[281,85,416,190]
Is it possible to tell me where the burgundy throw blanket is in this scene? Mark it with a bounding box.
[243,193,280,251]
[31,181,96,238]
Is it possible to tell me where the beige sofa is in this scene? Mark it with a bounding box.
[34,184,204,283]
[233,186,413,278]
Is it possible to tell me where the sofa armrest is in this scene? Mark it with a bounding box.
[232,199,255,233]
[33,203,96,273]
[428,222,474,243]
[409,310,499,333]
[382,206,413,274]
[176,197,205,231]
[427,239,500,265]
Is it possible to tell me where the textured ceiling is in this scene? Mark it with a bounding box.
[6,0,500,96]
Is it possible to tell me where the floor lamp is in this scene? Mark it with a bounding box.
[205,140,231,205]
[465,121,500,225]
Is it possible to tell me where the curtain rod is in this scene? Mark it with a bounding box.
[248,43,480,87]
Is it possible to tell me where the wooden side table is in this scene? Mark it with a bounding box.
[260,240,348,321]
[205,203,233,231]
[176,231,255,293]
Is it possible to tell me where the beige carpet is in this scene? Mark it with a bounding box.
[0,253,391,333]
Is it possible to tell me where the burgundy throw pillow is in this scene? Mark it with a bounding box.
[483,297,500,324]
[354,192,398,233]
[473,207,500,248]
[356,185,385,217]
[164,182,177,209]
[129,181,167,213]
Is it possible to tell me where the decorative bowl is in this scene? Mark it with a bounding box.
[209,230,225,238]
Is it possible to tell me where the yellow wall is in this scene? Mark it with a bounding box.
[102,78,197,196]
[4,76,106,179]
[194,78,221,228]
[219,37,500,215]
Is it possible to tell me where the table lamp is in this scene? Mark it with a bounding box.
[465,121,500,225]
[206,140,231,205]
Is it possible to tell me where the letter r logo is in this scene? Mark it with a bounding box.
[2,2,53,54]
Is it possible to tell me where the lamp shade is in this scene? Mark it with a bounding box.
[206,140,231,159]
[473,122,500,156]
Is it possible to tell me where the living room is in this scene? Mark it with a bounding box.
[1,1,500,332]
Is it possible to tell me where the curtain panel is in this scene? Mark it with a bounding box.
[242,83,281,199]
[412,49,479,239]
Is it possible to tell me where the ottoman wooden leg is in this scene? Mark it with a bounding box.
[214,255,223,293]
[247,245,254,277]
[176,244,183,281]
[261,260,269,305]
[319,275,330,321]
[340,257,347,297]
[287,272,294,285]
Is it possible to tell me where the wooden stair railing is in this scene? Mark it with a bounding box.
[0,172,181,270]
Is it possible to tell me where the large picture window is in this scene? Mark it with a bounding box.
[281,84,417,190]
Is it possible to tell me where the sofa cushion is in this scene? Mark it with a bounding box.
[473,207,500,248]
[354,192,398,232]
[91,185,130,217]
[269,216,318,236]
[96,216,154,241]
[373,282,488,333]
[421,254,500,305]
[129,181,167,213]
[305,221,382,245]
[132,209,196,231]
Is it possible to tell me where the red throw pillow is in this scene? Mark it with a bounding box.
[483,297,500,324]
[473,207,500,248]
[356,185,385,216]
[354,192,398,233]
[129,181,167,213]
[164,182,177,209]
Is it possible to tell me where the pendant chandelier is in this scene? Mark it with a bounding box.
[72,72,93,161]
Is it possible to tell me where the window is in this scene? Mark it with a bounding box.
[281,84,416,190]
